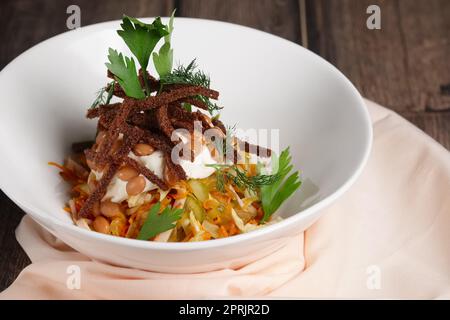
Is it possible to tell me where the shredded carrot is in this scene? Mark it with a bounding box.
[211,191,231,204]
[248,164,257,176]
[49,161,81,184]
[219,225,228,237]
[202,232,212,241]
[183,233,193,242]
[48,161,65,171]
[171,189,187,200]
[228,222,239,236]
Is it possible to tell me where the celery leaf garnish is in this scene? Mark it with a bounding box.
[137,202,183,240]
[118,16,169,71]
[260,147,301,222]
[153,10,175,78]
[105,48,145,99]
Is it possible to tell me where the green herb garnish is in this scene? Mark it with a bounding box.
[160,59,210,87]
[260,148,301,222]
[160,59,222,115]
[104,15,221,115]
[207,164,281,192]
[111,16,169,96]
[90,80,115,109]
[207,147,301,222]
[105,48,145,99]
[118,16,169,72]
[137,202,183,240]
[197,94,223,116]
[182,103,192,112]
[152,10,175,78]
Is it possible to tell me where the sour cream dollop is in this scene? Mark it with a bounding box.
[92,145,217,203]
[178,145,217,179]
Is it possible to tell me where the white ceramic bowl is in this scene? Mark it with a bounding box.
[0,18,372,272]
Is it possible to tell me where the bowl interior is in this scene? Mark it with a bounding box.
[0,18,370,233]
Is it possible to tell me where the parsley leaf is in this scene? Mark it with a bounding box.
[105,48,145,99]
[260,147,301,222]
[118,16,169,71]
[153,10,175,78]
[137,202,183,240]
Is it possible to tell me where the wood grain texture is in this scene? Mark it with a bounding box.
[0,191,30,292]
[397,0,450,112]
[0,0,175,292]
[178,0,301,43]
[306,0,450,149]
[306,0,415,111]
[306,0,450,111]
[0,0,174,69]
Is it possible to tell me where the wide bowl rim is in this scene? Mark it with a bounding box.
[0,17,373,251]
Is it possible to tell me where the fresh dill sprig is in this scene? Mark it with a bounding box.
[196,94,223,115]
[216,170,226,192]
[90,81,115,109]
[160,59,222,116]
[90,87,107,109]
[207,164,281,191]
[160,59,210,87]
[213,124,236,159]
[225,124,236,146]
[105,81,115,104]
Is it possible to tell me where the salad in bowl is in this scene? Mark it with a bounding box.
[51,14,301,243]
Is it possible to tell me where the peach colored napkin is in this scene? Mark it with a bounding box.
[1,99,449,299]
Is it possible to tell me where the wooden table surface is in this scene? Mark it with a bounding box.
[1,0,449,292]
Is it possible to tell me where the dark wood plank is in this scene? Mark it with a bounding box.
[178,0,302,43]
[306,0,414,112]
[306,0,450,112]
[0,191,30,292]
[0,0,175,292]
[398,0,450,112]
[306,0,450,149]
[0,0,174,69]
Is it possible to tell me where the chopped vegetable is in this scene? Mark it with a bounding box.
[188,179,209,202]
[184,195,205,222]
